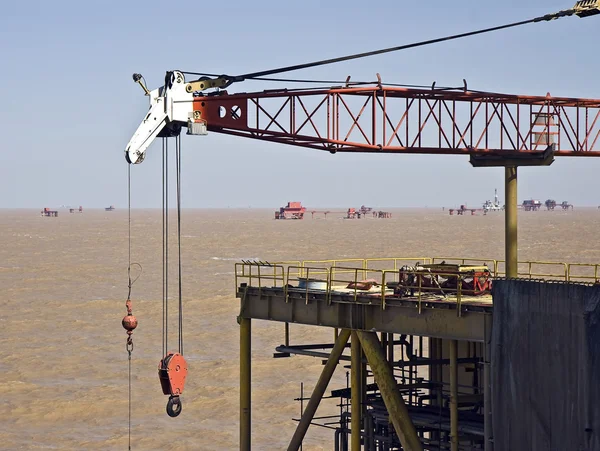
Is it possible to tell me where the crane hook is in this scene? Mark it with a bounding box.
[158,352,188,417]
[166,395,182,417]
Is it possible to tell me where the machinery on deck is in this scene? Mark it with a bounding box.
[394,263,493,298]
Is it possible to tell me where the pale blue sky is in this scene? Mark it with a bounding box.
[1,0,598,208]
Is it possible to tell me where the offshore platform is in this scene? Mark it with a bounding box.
[121,2,600,450]
[275,202,392,219]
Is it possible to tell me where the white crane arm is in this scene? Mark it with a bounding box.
[125,71,198,164]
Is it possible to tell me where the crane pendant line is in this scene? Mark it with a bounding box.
[179,3,598,92]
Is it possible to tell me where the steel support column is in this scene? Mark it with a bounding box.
[356,331,423,451]
[484,316,494,451]
[240,317,251,451]
[505,166,518,277]
[449,340,459,451]
[288,329,351,451]
[351,331,362,451]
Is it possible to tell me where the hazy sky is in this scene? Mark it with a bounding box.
[1,0,599,209]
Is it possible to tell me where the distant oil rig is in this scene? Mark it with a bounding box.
[448,189,504,215]
[543,200,573,210]
[449,190,574,215]
[40,207,59,217]
[275,202,391,220]
[521,199,574,211]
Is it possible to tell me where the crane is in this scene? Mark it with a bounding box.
[121,1,600,449]
[125,1,600,165]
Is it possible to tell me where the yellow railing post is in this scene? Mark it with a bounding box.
[418,274,422,314]
[284,266,290,303]
[257,265,262,293]
[305,268,310,305]
[382,272,387,310]
[235,263,239,292]
[457,277,463,318]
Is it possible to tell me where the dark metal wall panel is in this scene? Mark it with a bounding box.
[492,280,600,451]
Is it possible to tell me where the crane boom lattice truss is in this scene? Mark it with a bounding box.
[194,86,600,156]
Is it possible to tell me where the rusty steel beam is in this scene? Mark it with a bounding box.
[194,86,600,157]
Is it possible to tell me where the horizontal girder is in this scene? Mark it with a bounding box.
[194,85,600,156]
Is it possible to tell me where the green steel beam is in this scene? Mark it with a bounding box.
[287,329,351,451]
[356,331,423,451]
[505,166,518,278]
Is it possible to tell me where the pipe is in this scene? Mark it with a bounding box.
[240,317,251,451]
[505,166,518,277]
[394,357,482,368]
[351,331,362,451]
[275,345,352,361]
[288,329,351,451]
[449,340,459,451]
[356,331,423,451]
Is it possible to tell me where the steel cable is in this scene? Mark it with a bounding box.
[176,135,184,355]
[181,11,574,84]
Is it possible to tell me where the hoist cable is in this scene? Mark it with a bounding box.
[162,139,166,358]
[128,347,132,450]
[128,164,131,297]
[163,138,169,356]
[175,135,184,355]
[127,164,132,451]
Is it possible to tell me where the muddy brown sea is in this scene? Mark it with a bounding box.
[2,208,599,450]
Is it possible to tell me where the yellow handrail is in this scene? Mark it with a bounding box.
[235,257,600,311]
